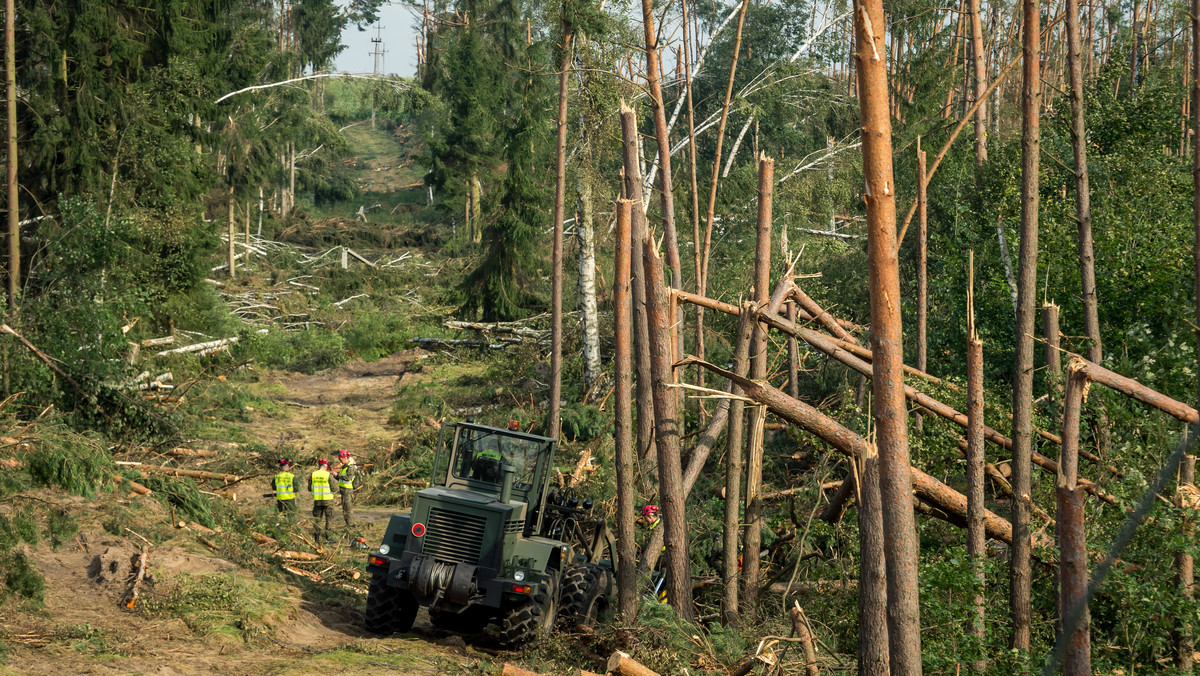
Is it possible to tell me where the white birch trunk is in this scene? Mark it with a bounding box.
[577,181,601,391]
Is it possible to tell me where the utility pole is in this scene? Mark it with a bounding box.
[369,25,386,129]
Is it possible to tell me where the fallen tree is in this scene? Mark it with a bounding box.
[681,356,1050,547]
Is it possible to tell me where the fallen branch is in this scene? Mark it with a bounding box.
[155,330,267,358]
[123,545,149,609]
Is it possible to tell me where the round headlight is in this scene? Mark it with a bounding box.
[378,544,391,555]
[513,570,526,582]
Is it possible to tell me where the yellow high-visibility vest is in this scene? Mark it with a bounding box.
[337,464,355,490]
[274,471,295,500]
[311,470,333,501]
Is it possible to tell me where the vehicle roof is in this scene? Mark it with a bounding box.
[453,421,556,445]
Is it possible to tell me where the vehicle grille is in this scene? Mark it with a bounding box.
[504,519,522,534]
[422,507,487,564]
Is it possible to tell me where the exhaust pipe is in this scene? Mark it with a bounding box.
[499,464,515,504]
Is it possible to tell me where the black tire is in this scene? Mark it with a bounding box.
[429,606,493,633]
[558,563,612,629]
[497,578,558,649]
[364,572,418,635]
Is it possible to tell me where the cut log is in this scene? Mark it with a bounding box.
[154,330,267,357]
[282,564,322,581]
[126,480,152,498]
[606,651,660,676]
[114,461,240,483]
[276,551,321,562]
[140,336,175,347]
[252,532,279,547]
[189,521,216,535]
[500,665,546,676]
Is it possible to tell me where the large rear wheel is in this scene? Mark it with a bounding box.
[364,572,418,635]
[497,578,558,649]
[558,563,612,629]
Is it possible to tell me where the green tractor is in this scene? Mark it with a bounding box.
[364,421,617,647]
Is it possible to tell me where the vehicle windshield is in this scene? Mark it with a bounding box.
[452,427,544,491]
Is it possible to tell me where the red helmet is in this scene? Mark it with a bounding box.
[642,505,659,517]
[278,458,292,467]
[317,458,329,467]
[507,420,520,431]
[337,449,350,458]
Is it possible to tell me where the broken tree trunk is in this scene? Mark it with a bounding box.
[743,154,774,611]
[1044,303,1063,418]
[613,199,638,622]
[791,286,861,346]
[620,103,657,470]
[124,545,148,608]
[642,227,692,621]
[791,602,821,676]
[786,301,801,398]
[820,469,856,523]
[967,258,987,672]
[1058,367,1092,676]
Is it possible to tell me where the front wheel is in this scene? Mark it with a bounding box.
[558,563,612,629]
[364,572,418,635]
[497,578,558,649]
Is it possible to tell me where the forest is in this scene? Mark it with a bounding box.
[0,0,1198,672]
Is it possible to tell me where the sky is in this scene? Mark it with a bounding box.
[335,4,420,76]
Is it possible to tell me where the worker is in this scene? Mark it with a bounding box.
[638,504,660,530]
[471,439,502,482]
[335,449,357,528]
[273,458,297,513]
[309,458,335,542]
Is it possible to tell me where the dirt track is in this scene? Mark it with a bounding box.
[0,353,492,675]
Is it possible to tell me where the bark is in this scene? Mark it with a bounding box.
[115,462,240,483]
[790,604,821,676]
[1010,0,1043,647]
[1057,368,1091,675]
[638,0,682,295]
[967,335,987,673]
[620,104,656,468]
[1187,0,1200,662]
[859,438,890,676]
[855,0,922,663]
[742,155,773,611]
[613,200,638,622]
[916,147,928,435]
[548,23,572,440]
[642,229,692,621]
[6,0,17,308]
[970,0,989,165]
[578,183,601,391]
[722,308,754,625]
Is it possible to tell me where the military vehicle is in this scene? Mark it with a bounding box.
[364,421,616,647]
